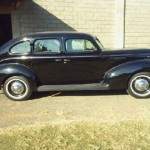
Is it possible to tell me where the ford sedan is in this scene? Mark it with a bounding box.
[0,32,150,100]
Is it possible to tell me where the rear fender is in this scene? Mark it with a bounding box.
[0,64,38,90]
[104,59,150,89]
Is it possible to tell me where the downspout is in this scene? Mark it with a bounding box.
[123,0,126,48]
[115,0,126,48]
[11,0,21,38]
[11,0,21,10]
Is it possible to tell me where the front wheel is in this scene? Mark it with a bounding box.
[127,72,150,98]
[3,76,32,101]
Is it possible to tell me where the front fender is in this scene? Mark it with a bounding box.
[0,64,37,90]
[104,59,150,89]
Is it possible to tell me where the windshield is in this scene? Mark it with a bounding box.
[95,37,104,50]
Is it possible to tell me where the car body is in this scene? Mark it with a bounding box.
[0,31,150,100]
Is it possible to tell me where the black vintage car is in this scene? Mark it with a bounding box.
[0,32,150,100]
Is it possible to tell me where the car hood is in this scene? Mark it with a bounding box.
[103,48,150,56]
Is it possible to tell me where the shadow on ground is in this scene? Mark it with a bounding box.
[31,90,127,100]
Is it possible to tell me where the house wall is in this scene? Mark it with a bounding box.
[12,0,117,48]
[2,0,150,48]
[125,0,150,48]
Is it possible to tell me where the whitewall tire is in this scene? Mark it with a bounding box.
[127,72,150,98]
[3,76,32,101]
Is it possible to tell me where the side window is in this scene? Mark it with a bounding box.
[10,41,31,54]
[34,39,61,53]
[65,39,97,53]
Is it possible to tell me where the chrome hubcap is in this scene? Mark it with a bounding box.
[134,78,149,92]
[10,81,25,95]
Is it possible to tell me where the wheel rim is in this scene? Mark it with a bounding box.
[5,79,28,100]
[130,75,150,97]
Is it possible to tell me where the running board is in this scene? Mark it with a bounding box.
[37,83,109,92]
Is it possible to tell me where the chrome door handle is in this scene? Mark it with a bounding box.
[55,58,62,62]
[64,59,70,62]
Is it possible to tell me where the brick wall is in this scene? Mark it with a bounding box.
[11,0,150,48]
[13,0,116,48]
[125,0,150,48]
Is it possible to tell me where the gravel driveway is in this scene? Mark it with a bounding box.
[1,90,150,129]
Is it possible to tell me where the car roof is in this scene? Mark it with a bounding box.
[0,32,97,50]
[24,31,95,39]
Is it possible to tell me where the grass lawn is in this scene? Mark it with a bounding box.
[0,121,150,150]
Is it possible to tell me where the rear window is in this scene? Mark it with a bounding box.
[10,41,31,54]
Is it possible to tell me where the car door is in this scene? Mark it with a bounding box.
[61,37,105,84]
[31,37,67,85]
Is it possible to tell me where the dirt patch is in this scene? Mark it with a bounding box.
[1,90,150,129]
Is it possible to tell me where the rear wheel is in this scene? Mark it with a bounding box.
[127,72,150,98]
[3,76,32,101]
